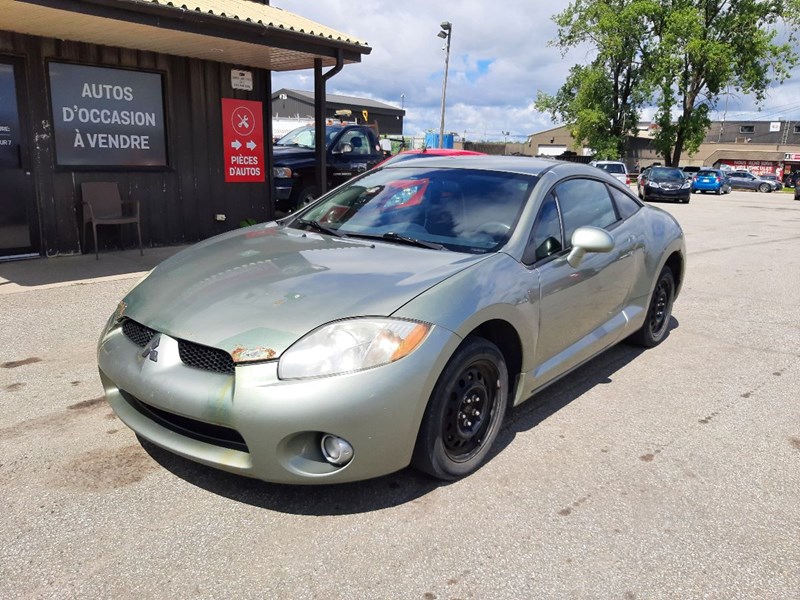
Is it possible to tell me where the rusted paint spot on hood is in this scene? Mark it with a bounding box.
[231,345,277,363]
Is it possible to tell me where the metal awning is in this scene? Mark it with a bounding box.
[1,0,371,70]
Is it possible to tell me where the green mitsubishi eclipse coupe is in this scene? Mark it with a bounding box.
[98,156,685,484]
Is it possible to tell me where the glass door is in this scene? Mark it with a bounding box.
[0,58,38,259]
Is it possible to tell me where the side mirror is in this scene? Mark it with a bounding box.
[567,226,615,268]
[332,143,351,155]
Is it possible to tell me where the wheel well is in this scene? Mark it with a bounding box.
[664,251,683,294]
[470,320,522,402]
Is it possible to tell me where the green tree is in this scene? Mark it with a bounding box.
[540,0,800,166]
[536,0,653,159]
[648,0,799,166]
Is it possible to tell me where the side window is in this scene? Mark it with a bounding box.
[608,185,641,220]
[554,178,618,244]
[524,192,562,265]
[336,130,371,155]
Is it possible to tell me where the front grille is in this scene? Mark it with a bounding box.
[121,318,234,375]
[120,390,248,453]
[122,319,156,347]
[178,340,235,375]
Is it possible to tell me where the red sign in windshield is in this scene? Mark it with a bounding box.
[222,99,265,183]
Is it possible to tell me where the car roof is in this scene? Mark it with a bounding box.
[381,155,575,177]
[399,148,485,156]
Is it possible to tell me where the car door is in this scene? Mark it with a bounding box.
[527,178,638,386]
[328,128,383,188]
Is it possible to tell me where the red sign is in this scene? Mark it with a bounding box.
[222,98,265,183]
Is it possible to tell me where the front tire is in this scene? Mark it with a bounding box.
[290,184,319,212]
[758,183,771,193]
[412,336,508,480]
[629,266,675,348]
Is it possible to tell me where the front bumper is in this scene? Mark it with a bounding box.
[274,180,294,201]
[643,186,691,201]
[98,321,460,484]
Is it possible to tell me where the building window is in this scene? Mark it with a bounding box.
[794,125,800,134]
[739,125,755,134]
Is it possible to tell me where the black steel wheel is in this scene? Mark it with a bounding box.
[629,266,675,348]
[290,184,318,212]
[412,336,508,480]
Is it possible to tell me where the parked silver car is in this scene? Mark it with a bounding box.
[727,170,779,192]
[97,157,686,484]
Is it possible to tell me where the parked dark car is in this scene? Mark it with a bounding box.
[272,124,385,212]
[727,170,778,193]
[691,169,731,195]
[637,166,692,203]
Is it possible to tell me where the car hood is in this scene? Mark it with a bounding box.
[272,145,315,162]
[121,223,489,358]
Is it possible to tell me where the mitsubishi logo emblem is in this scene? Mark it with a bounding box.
[141,334,161,362]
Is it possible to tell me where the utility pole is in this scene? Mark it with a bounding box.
[437,22,452,148]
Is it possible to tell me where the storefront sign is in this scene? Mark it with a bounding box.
[0,64,21,168]
[784,153,800,161]
[221,99,265,183]
[231,70,253,91]
[719,159,780,178]
[48,63,167,166]
[0,64,20,169]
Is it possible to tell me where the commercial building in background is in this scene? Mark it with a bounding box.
[525,120,800,179]
[272,88,405,137]
[0,0,370,260]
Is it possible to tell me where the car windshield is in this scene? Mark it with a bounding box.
[697,170,719,177]
[650,167,685,181]
[287,167,537,254]
[275,125,342,149]
[596,163,626,174]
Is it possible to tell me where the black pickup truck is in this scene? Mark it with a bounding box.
[273,124,384,212]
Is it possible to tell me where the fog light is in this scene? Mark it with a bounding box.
[320,434,354,466]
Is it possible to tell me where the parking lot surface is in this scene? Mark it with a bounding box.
[1,189,799,599]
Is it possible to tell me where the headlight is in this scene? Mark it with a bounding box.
[648,181,661,188]
[681,181,691,189]
[273,167,292,178]
[278,318,431,379]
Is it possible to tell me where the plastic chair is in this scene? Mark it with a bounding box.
[80,182,143,260]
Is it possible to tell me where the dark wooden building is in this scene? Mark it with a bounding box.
[272,88,405,135]
[0,0,370,260]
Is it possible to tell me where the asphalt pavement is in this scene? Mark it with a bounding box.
[1,189,799,599]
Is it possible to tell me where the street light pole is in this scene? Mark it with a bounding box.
[438,21,452,149]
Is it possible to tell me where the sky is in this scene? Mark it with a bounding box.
[271,1,800,142]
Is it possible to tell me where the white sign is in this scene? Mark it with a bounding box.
[231,69,253,91]
[770,121,781,132]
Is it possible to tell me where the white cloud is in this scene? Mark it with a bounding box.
[273,1,800,140]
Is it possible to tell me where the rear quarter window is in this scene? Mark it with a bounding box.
[608,186,641,220]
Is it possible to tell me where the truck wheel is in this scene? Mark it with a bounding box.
[296,185,318,209]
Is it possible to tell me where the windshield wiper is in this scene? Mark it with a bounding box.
[381,232,444,250]
[297,219,346,237]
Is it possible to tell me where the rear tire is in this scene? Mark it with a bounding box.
[629,266,675,348]
[412,336,508,480]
